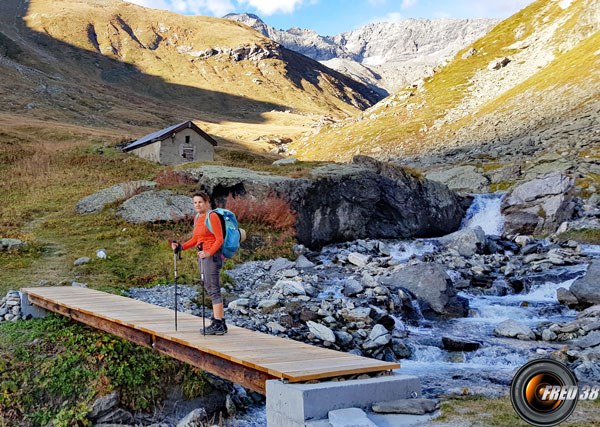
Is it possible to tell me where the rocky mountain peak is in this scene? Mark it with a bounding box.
[225,13,499,94]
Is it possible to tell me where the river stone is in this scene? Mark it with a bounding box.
[572,331,600,349]
[348,252,369,267]
[258,299,280,311]
[306,321,335,343]
[381,263,468,319]
[438,226,486,257]
[96,408,134,424]
[391,339,412,358]
[363,324,391,349]
[274,279,305,296]
[177,408,207,426]
[270,257,295,272]
[570,261,600,308]
[116,190,194,224]
[344,279,364,297]
[74,257,91,266]
[494,319,535,340]
[442,337,481,351]
[372,398,437,415]
[228,298,250,310]
[267,321,287,333]
[295,255,315,268]
[328,408,377,427]
[0,238,28,251]
[341,307,372,323]
[574,361,600,382]
[557,287,579,308]
[88,391,119,418]
[425,165,489,192]
[542,329,558,341]
[76,180,156,214]
[335,331,354,347]
[501,173,575,235]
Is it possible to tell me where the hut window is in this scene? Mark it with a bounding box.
[182,147,194,161]
[185,136,190,143]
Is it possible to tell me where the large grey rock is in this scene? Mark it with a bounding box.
[380,263,468,319]
[493,319,535,340]
[438,226,486,256]
[363,324,391,349]
[177,408,207,426]
[75,180,156,214]
[572,331,600,349]
[0,238,27,251]
[307,321,336,343]
[88,391,119,419]
[501,173,575,235]
[116,190,194,224]
[426,165,489,192]
[570,261,600,308]
[184,157,466,249]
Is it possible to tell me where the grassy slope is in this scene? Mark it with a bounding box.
[292,0,600,161]
[0,0,383,162]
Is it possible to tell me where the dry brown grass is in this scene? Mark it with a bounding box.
[224,193,296,232]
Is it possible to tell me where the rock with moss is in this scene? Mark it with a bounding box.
[116,190,194,224]
[182,158,466,249]
[501,172,575,236]
[0,238,27,251]
[425,165,490,192]
[75,180,156,214]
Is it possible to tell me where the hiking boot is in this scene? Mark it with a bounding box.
[202,319,227,335]
[211,316,228,332]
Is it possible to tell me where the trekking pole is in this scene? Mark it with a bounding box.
[198,243,206,336]
[174,243,182,331]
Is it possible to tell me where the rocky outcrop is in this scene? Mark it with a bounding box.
[501,173,575,236]
[569,261,600,309]
[184,158,466,249]
[225,13,498,93]
[425,165,489,193]
[380,263,468,319]
[116,190,194,224]
[76,181,156,214]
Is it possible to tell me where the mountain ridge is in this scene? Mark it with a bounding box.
[225,13,499,94]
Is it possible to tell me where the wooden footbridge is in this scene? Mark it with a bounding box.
[21,287,399,394]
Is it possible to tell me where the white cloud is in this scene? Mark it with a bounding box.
[124,0,234,16]
[238,0,305,15]
[366,12,404,24]
[124,0,171,10]
[401,0,417,9]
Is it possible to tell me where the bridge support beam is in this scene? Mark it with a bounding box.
[266,373,420,427]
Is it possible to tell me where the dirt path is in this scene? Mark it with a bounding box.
[17,216,70,287]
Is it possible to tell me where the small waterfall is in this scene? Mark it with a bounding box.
[460,193,506,236]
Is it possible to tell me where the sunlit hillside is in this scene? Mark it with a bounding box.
[0,0,381,152]
[291,0,600,161]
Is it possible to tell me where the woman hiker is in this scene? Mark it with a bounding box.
[171,192,227,335]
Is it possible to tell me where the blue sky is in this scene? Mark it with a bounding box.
[125,0,535,36]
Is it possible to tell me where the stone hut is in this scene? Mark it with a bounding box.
[123,121,218,165]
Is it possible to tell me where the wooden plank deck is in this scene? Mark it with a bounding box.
[21,286,399,394]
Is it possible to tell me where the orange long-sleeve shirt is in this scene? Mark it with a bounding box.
[182,212,224,256]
